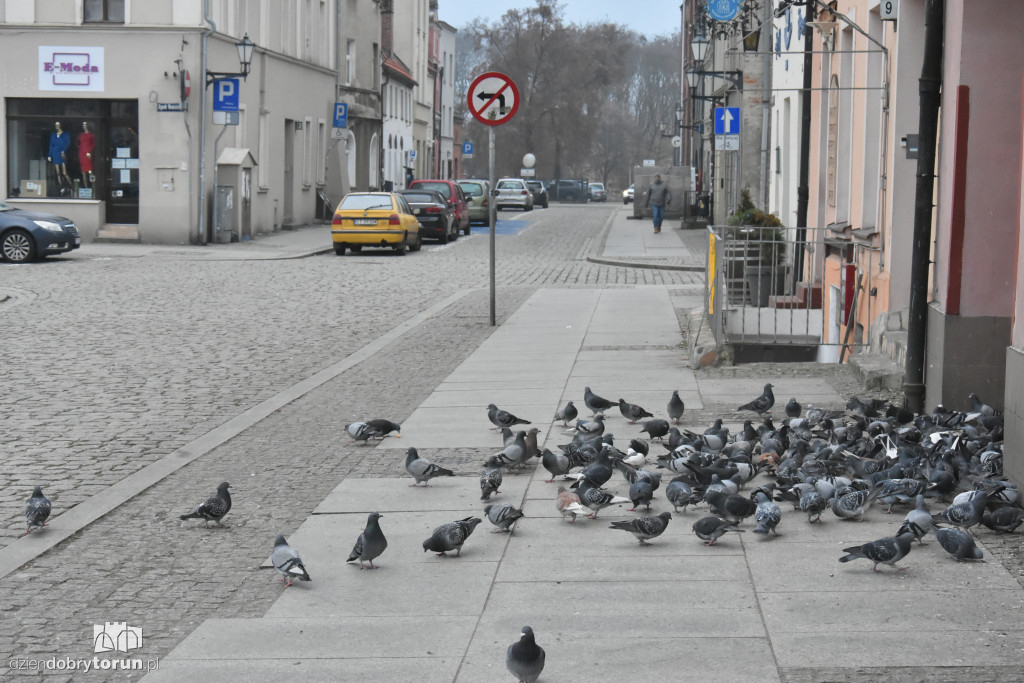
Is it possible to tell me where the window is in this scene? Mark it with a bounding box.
[346,40,356,86]
[316,119,326,185]
[372,43,380,90]
[303,116,313,186]
[84,0,124,23]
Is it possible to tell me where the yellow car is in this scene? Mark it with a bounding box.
[331,192,422,255]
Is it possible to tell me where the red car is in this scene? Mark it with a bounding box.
[408,179,471,235]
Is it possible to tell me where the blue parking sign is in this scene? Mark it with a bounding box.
[462,141,474,155]
[333,102,348,128]
[212,79,239,112]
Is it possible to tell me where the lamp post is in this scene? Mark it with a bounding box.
[199,33,256,244]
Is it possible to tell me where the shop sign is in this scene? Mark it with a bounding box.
[39,46,104,92]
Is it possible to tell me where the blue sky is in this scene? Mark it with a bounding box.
[437,0,681,39]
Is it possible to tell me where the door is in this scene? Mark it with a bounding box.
[106,102,140,224]
[283,120,294,225]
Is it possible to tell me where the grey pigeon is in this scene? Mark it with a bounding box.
[584,386,616,416]
[480,456,504,501]
[364,418,401,438]
[968,393,996,417]
[180,482,232,527]
[932,485,1004,532]
[839,532,915,572]
[495,431,530,471]
[692,516,745,545]
[405,447,455,486]
[271,534,311,586]
[627,480,655,511]
[981,506,1024,533]
[935,527,985,561]
[556,486,588,523]
[345,421,381,444]
[667,390,685,424]
[574,414,606,438]
[610,512,672,544]
[618,398,654,424]
[576,481,630,518]
[705,490,758,524]
[830,486,882,521]
[554,401,578,426]
[541,448,572,482]
[487,403,531,430]
[346,512,388,569]
[800,490,827,523]
[506,626,545,683]
[666,477,699,513]
[898,495,933,544]
[422,517,482,557]
[24,486,52,535]
[485,502,525,533]
[752,490,781,535]
[738,383,775,415]
[640,418,671,441]
[785,397,801,418]
[523,427,541,460]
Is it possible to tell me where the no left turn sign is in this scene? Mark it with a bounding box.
[467,72,519,126]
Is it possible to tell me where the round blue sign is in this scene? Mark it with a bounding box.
[708,0,740,22]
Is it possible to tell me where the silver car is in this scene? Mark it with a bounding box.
[495,178,535,211]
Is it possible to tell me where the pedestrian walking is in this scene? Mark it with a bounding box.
[645,173,671,233]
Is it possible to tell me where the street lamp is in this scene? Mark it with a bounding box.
[206,33,256,85]
[691,32,710,63]
[686,67,744,91]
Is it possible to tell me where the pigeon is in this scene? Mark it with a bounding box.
[618,398,654,424]
[640,418,671,441]
[365,418,401,438]
[480,456,504,501]
[571,446,614,489]
[541,448,572,482]
[488,403,531,430]
[271,534,311,586]
[179,482,232,527]
[839,532,915,572]
[506,626,545,683]
[576,481,630,518]
[666,477,699,513]
[800,490,827,523]
[967,393,996,418]
[496,431,530,471]
[627,480,655,511]
[554,401,578,426]
[692,516,745,545]
[981,506,1024,533]
[24,486,52,535]
[738,383,775,415]
[422,517,482,557]
[574,414,606,438]
[346,512,388,569]
[584,386,616,416]
[667,390,685,424]
[898,495,933,544]
[345,421,381,444]
[610,512,672,544]
[556,486,589,523]
[830,486,882,522]
[485,502,525,533]
[785,397,801,418]
[935,527,985,561]
[752,490,782,535]
[523,427,541,460]
[932,485,1004,532]
[705,490,758,524]
[405,447,455,486]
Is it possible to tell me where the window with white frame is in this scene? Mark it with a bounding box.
[346,40,356,86]
[303,116,312,186]
[258,107,269,189]
[316,119,326,185]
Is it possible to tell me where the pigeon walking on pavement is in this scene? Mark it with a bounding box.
[898,495,933,544]
[640,418,671,441]
[667,390,685,424]
[422,517,482,557]
[576,481,630,519]
[495,431,530,472]
[666,477,699,513]
[541,448,572,482]
[609,512,672,544]
[24,486,52,535]
[692,516,745,545]
[584,386,616,417]
[179,482,232,527]
[556,486,589,523]
[627,480,655,511]
[271,534,311,586]
[364,419,401,438]
[346,512,388,569]
[752,489,782,536]
[487,404,531,431]
[480,456,504,501]
[554,401,578,426]
[839,532,915,572]
[785,397,801,418]
[405,447,456,486]
[931,485,1004,533]
[485,502,525,533]
[345,421,381,444]
[506,626,545,683]
[981,506,1024,533]
[935,527,985,561]
[618,398,654,424]
[738,383,775,415]
[574,414,606,438]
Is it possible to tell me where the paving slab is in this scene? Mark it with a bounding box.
[379,405,552,449]
[313,477,530,514]
[146,658,461,683]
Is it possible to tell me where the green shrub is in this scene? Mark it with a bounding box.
[728,188,784,265]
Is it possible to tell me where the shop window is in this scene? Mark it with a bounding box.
[84,0,125,23]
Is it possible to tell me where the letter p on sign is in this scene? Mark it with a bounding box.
[213,78,239,111]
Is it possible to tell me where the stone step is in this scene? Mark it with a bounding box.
[849,351,904,391]
[95,223,140,242]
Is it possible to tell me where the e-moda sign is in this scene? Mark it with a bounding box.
[39,46,105,91]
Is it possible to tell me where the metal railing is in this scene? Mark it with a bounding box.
[705,225,878,360]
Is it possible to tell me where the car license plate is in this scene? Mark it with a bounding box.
[353,218,378,225]
[74,238,80,245]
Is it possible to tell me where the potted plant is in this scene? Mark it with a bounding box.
[728,188,786,306]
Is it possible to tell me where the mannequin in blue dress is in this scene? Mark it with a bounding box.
[47,121,73,195]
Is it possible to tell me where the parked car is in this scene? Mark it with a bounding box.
[623,184,634,204]
[407,179,471,235]
[589,182,607,202]
[398,189,458,243]
[525,180,548,208]
[457,179,491,225]
[0,201,80,263]
[495,178,534,211]
[330,192,422,255]
[546,179,590,203]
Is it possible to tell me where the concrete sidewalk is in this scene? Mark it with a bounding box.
[145,285,1024,681]
[588,208,706,271]
[83,223,334,260]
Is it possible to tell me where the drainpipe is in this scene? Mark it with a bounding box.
[903,0,945,413]
[794,3,814,281]
[198,0,216,244]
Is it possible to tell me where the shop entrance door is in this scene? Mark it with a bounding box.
[106,103,139,223]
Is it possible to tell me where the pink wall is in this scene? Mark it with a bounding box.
[933,0,1024,318]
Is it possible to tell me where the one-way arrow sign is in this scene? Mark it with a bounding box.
[715,107,741,135]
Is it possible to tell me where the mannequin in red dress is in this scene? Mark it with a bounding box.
[78,122,95,188]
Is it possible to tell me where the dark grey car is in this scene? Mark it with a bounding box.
[0,201,80,263]
[398,190,458,243]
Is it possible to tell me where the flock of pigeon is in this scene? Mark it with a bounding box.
[21,380,1021,681]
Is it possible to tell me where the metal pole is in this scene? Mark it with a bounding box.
[489,126,496,326]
